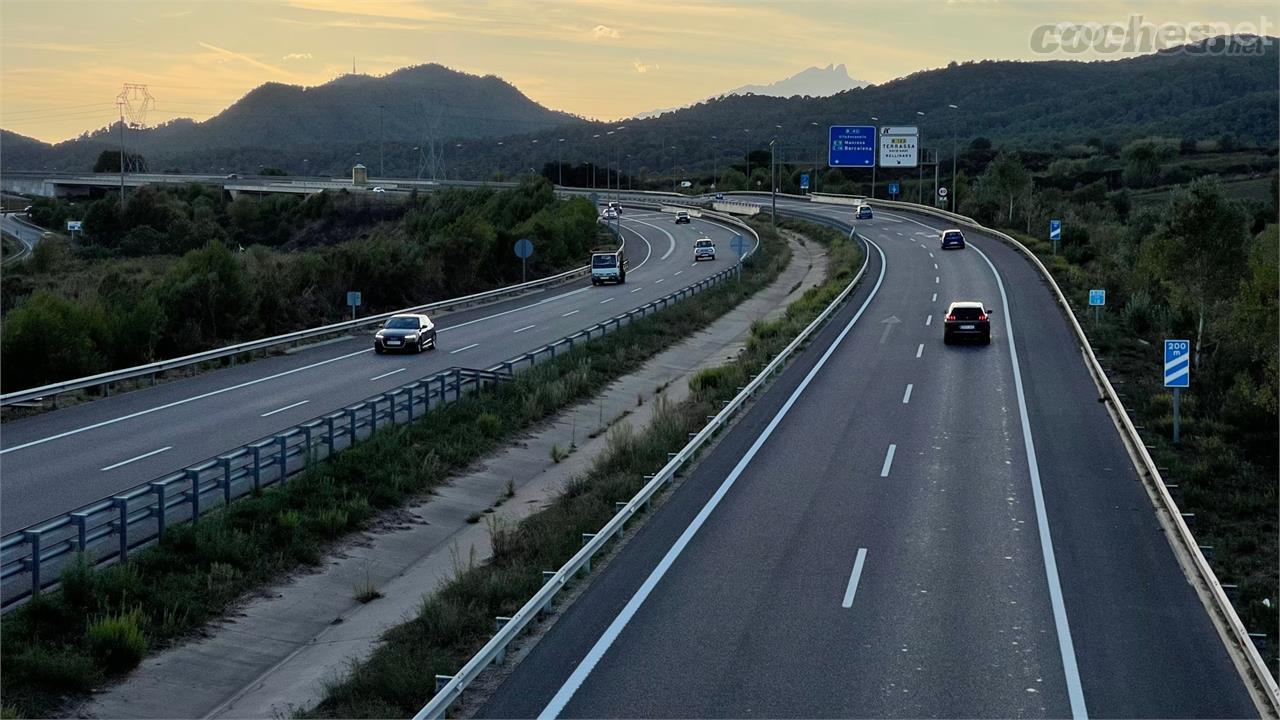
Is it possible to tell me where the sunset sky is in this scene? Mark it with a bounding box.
[2,0,1273,143]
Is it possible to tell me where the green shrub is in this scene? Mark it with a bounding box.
[86,609,147,674]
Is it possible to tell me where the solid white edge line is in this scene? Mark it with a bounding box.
[623,216,677,261]
[449,343,479,355]
[879,444,896,477]
[537,239,888,719]
[100,446,173,472]
[841,548,869,608]
[915,343,924,358]
[970,241,1089,719]
[616,222,654,272]
[902,384,913,404]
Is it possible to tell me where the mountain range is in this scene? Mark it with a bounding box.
[2,37,1276,179]
[634,63,868,119]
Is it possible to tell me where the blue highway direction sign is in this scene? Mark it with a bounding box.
[828,126,876,167]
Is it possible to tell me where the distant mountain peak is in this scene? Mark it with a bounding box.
[634,64,867,118]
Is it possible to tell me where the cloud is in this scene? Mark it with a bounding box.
[198,42,299,78]
[282,52,314,61]
[632,59,658,73]
[7,42,101,54]
[591,24,620,39]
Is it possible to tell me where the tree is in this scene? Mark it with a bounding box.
[92,149,147,173]
[157,242,251,345]
[1145,177,1251,369]
[717,167,747,191]
[983,153,1030,224]
[970,137,992,151]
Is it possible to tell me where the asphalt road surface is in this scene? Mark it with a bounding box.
[477,203,1256,718]
[0,209,744,532]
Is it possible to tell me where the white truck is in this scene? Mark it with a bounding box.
[591,247,627,285]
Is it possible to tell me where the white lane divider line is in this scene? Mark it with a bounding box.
[562,309,580,317]
[935,276,940,284]
[880,444,897,477]
[450,343,479,355]
[925,315,933,326]
[369,368,405,381]
[514,324,536,333]
[932,293,937,303]
[934,263,938,270]
[841,548,869,608]
[915,343,924,358]
[902,384,913,404]
[259,397,309,415]
[600,298,615,304]
[690,262,698,267]
[654,278,665,284]
[629,287,643,293]
[535,239,889,720]
[101,446,172,472]
[674,270,683,276]
[929,252,934,258]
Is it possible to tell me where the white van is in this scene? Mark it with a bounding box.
[591,247,627,285]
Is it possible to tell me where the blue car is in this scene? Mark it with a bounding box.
[855,204,873,220]
[940,229,966,250]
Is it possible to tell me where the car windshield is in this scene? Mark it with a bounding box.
[951,307,984,320]
[677,212,688,217]
[944,232,962,240]
[592,254,617,268]
[385,318,418,329]
[696,240,713,247]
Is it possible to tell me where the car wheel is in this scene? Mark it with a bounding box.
[375,345,385,354]
[983,334,991,345]
[943,333,952,345]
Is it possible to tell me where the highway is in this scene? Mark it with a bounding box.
[0,209,741,533]
[477,202,1257,718]
[0,212,44,263]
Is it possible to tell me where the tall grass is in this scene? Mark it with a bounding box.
[305,220,862,718]
[0,220,790,720]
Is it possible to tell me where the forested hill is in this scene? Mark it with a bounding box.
[3,37,1275,177]
[0,64,583,172]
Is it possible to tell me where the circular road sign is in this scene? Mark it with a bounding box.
[938,187,949,198]
[514,238,534,259]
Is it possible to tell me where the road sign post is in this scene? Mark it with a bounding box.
[1088,289,1105,325]
[1164,339,1190,443]
[937,186,948,208]
[800,173,810,192]
[346,291,362,321]
[514,238,534,284]
[1050,219,1062,256]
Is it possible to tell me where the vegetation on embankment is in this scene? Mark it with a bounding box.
[304,219,862,718]
[0,218,789,720]
[2,179,602,392]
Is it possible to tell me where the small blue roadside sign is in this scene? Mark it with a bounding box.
[800,173,810,190]
[346,291,361,307]
[513,238,534,259]
[828,125,876,167]
[888,181,900,197]
[1089,289,1105,306]
[731,233,747,257]
[1050,219,1062,242]
[1164,339,1190,388]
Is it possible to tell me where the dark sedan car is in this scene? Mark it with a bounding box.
[943,301,992,344]
[374,314,437,353]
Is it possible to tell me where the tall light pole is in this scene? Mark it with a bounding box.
[870,116,879,198]
[809,121,820,194]
[769,137,777,230]
[557,138,565,186]
[948,104,959,211]
[915,111,926,204]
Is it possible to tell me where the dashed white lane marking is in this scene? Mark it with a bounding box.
[932,293,937,302]
[902,384,913,404]
[600,298,615,304]
[655,278,665,284]
[880,444,897,477]
[916,343,924,358]
[514,324,536,333]
[101,446,172,471]
[562,309,580,317]
[369,368,405,381]
[841,548,869,608]
[630,287,643,293]
[935,276,940,284]
[259,397,309,415]
[925,315,933,326]
[450,343,479,354]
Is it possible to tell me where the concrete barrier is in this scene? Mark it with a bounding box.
[712,201,761,216]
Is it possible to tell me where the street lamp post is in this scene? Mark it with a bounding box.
[915,111,926,204]
[769,137,777,230]
[948,104,959,211]
[558,138,565,186]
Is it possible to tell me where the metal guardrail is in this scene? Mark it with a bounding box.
[860,196,1280,715]
[0,238,754,608]
[0,264,591,407]
[413,220,853,720]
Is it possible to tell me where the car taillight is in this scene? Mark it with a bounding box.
[946,314,956,321]
[978,314,987,321]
